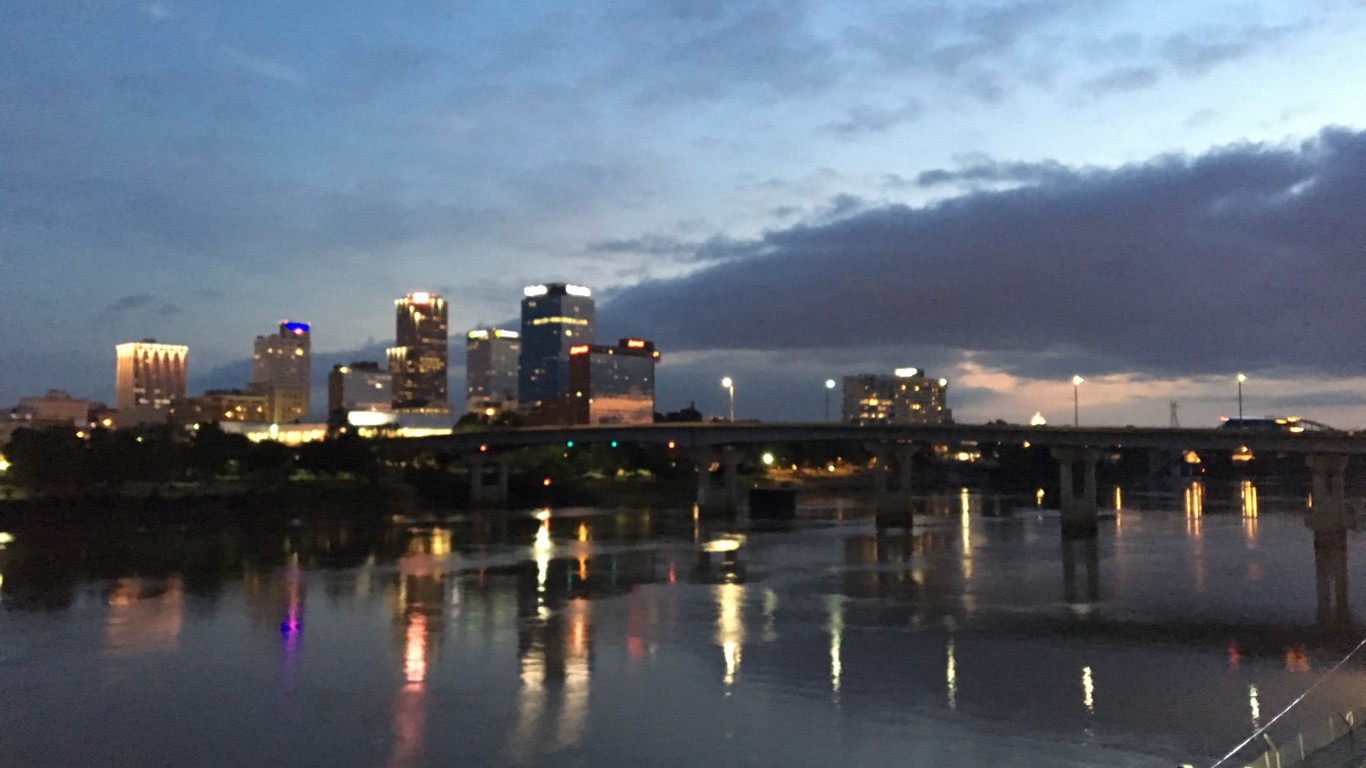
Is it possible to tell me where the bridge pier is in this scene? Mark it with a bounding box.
[692,447,744,516]
[721,447,744,517]
[691,447,718,509]
[467,453,511,507]
[870,443,918,527]
[1306,454,1355,535]
[1052,447,1101,539]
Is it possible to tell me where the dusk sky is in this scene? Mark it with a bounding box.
[4,0,1365,426]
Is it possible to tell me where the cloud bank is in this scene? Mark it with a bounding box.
[601,128,1366,381]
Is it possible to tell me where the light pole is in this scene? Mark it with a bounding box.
[1236,373,1246,422]
[721,377,735,422]
[824,379,837,422]
[1072,375,1084,427]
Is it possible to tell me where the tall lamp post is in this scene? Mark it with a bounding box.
[1236,373,1246,422]
[824,379,837,422]
[721,377,735,422]
[1072,375,1084,427]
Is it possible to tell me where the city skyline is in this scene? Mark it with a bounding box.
[3,0,1365,426]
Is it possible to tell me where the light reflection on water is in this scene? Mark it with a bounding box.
[0,486,1363,767]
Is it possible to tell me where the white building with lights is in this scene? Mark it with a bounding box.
[840,368,951,425]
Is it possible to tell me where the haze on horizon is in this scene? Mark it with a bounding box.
[3,0,1365,427]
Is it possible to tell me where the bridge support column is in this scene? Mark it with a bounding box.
[1306,454,1355,535]
[467,453,510,507]
[721,446,744,517]
[495,454,511,505]
[691,448,716,507]
[877,444,919,527]
[866,443,889,513]
[1052,447,1101,539]
[468,455,485,507]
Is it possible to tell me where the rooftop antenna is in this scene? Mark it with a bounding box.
[1169,400,1180,429]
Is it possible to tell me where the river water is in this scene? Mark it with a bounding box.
[2,484,1364,767]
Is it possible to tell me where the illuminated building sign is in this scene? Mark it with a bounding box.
[409,292,432,304]
[625,339,646,349]
[570,345,590,355]
[894,367,919,378]
[565,284,592,297]
[524,285,549,297]
[530,316,589,326]
[467,329,520,340]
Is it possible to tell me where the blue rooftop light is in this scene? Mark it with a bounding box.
[284,322,310,334]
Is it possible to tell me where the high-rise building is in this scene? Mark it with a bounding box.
[841,368,951,425]
[115,339,188,410]
[567,338,659,425]
[327,362,392,414]
[465,328,520,414]
[252,321,311,417]
[519,283,594,406]
[388,292,449,410]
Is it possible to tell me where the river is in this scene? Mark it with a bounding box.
[1,483,1363,767]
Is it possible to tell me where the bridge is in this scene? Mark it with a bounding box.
[416,422,1366,538]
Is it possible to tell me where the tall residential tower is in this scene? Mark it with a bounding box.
[251,321,311,420]
[388,291,449,410]
[518,283,594,407]
[115,339,188,410]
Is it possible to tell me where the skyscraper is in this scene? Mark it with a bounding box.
[252,321,311,418]
[519,283,594,407]
[465,328,520,414]
[388,291,449,410]
[567,338,660,425]
[115,339,188,410]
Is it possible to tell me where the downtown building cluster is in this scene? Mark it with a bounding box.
[0,283,662,445]
[1,282,956,447]
[348,283,660,432]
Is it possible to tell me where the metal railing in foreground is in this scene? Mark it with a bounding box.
[1240,709,1366,768]
[1206,636,1366,768]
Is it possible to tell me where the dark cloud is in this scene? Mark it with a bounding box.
[599,128,1366,381]
[102,295,157,314]
[588,235,700,259]
[824,101,926,138]
[587,234,751,264]
[1081,65,1161,96]
[916,158,1074,187]
[1159,23,1302,76]
[840,0,1079,104]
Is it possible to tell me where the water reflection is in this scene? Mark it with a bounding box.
[946,637,957,711]
[826,594,844,698]
[1314,532,1351,631]
[5,499,1366,768]
[1062,538,1100,607]
[716,582,745,687]
[104,576,184,655]
[386,527,451,768]
[1082,665,1095,716]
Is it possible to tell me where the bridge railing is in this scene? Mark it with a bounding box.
[1241,709,1366,768]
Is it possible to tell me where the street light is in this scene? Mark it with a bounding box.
[824,379,837,422]
[1236,373,1247,422]
[721,376,735,422]
[1071,375,1084,427]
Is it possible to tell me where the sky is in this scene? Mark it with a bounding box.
[3,0,1365,427]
